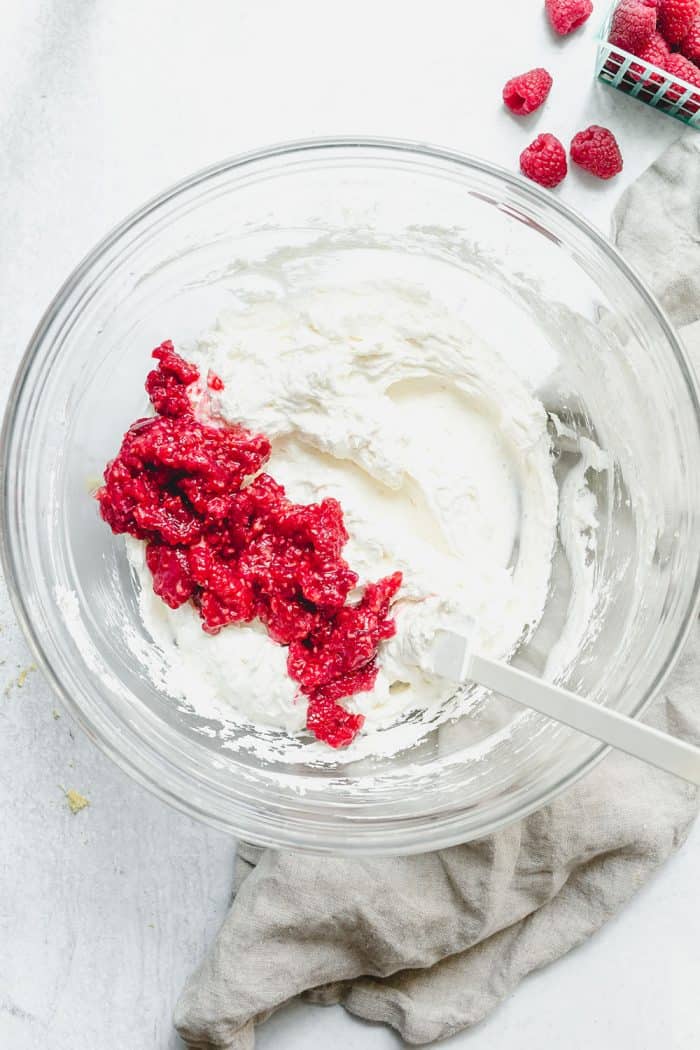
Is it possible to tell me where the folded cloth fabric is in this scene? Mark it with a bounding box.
[175,139,700,1050]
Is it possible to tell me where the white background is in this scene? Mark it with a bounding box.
[1,2,698,1048]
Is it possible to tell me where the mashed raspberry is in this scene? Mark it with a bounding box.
[97,341,402,747]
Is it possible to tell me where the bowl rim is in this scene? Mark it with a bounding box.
[3,135,700,854]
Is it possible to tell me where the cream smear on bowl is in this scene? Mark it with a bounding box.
[123,279,604,762]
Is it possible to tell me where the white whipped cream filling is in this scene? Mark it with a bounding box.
[128,281,564,744]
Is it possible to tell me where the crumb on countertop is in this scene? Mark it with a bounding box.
[4,663,38,696]
[17,663,37,688]
[63,788,90,815]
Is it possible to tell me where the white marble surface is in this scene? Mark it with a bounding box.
[1,2,698,1048]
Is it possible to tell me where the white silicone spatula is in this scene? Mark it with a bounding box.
[429,627,700,785]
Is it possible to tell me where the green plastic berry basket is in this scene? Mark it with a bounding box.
[596,5,700,128]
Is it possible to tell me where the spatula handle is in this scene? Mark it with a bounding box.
[470,653,700,786]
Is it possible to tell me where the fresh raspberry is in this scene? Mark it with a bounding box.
[545,0,593,35]
[680,13,700,62]
[658,0,696,45]
[629,30,670,82]
[502,68,553,114]
[663,52,700,113]
[609,0,658,52]
[570,126,623,179]
[637,29,672,65]
[664,51,700,88]
[519,134,568,188]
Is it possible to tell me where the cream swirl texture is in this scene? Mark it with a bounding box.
[129,282,560,743]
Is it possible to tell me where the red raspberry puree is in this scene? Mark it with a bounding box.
[97,342,402,747]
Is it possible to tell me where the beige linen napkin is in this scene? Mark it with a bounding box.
[175,139,700,1050]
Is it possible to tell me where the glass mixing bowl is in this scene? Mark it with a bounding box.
[3,139,700,854]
